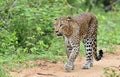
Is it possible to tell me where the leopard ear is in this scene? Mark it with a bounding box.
[67,16,72,21]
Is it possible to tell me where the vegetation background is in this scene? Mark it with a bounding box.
[0,0,120,76]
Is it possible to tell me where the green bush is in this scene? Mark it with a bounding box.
[0,28,17,54]
[0,0,62,54]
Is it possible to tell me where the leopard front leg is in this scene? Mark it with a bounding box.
[64,38,79,71]
[65,37,72,58]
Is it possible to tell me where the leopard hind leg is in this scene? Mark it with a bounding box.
[82,37,93,69]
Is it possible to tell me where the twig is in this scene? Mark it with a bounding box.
[37,73,56,76]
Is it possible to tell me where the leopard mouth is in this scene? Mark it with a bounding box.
[57,33,63,36]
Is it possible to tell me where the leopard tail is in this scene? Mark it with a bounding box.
[94,49,103,61]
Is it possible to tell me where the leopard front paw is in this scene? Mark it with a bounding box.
[82,64,90,69]
[64,62,74,71]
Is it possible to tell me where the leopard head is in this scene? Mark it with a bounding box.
[54,17,73,37]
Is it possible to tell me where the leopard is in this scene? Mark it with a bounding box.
[54,13,103,71]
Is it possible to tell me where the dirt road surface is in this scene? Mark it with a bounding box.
[10,46,120,77]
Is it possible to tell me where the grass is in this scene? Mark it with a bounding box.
[104,67,120,77]
[0,64,10,77]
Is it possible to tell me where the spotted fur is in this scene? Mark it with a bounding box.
[54,13,103,71]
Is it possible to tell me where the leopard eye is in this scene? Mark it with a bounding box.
[60,24,63,27]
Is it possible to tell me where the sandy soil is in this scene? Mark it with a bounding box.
[10,46,120,77]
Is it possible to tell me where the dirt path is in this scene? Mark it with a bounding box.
[10,46,120,77]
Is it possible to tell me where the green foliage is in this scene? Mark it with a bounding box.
[97,11,120,47]
[0,64,10,77]
[0,0,62,54]
[104,67,120,77]
[0,28,17,54]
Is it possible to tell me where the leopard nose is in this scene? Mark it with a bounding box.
[55,31,58,33]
